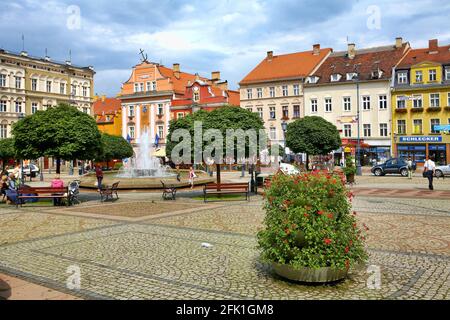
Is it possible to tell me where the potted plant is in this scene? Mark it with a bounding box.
[258,171,368,283]
[342,156,356,184]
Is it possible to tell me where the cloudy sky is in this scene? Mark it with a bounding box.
[1,0,449,96]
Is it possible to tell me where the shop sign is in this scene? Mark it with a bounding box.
[399,136,442,143]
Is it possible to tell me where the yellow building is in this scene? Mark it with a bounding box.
[93,96,122,136]
[392,39,450,165]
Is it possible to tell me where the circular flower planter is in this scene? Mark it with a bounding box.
[272,262,348,283]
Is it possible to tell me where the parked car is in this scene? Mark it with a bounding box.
[279,163,300,175]
[435,164,450,178]
[371,158,416,177]
[7,164,40,177]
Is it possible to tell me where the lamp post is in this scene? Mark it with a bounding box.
[281,121,288,162]
[17,113,25,185]
[352,66,362,176]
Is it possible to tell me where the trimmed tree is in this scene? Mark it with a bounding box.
[96,133,134,168]
[166,105,266,184]
[0,138,16,170]
[286,116,341,168]
[12,103,102,174]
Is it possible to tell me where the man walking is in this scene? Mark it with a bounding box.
[406,157,413,179]
[423,156,436,190]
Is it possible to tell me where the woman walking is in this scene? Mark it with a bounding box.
[95,164,103,191]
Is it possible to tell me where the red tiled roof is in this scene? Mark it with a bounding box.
[397,41,450,68]
[158,66,209,94]
[310,43,410,84]
[93,97,121,115]
[239,48,332,84]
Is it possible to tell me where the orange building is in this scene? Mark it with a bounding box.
[93,96,122,136]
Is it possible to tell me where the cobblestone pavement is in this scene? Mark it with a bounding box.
[0,192,449,300]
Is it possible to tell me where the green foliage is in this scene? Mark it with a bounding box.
[12,103,102,161]
[342,156,357,176]
[286,116,341,156]
[0,138,16,167]
[257,171,368,270]
[96,133,134,162]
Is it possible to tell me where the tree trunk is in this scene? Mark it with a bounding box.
[56,158,61,174]
[306,154,309,171]
[216,164,221,191]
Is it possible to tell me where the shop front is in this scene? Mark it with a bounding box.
[396,135,449,166]
[339,139,390,166]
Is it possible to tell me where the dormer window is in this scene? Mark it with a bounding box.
[330,74,341,82]
[397,72,408,84]
[306,76,319,84]
[445,67,450,81]
[346,73,357,81]
[371,69,383,79]
[429,69,437,82]
[193,86,200,102]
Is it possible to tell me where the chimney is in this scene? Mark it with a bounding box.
[347,43,356,59]
[395,37,403,48]
[312,44,320,55]
[211,71,220,83]
[173,63,180,79]
[429,39,438,51]
[267,51,273,61]
[216,81,228,91]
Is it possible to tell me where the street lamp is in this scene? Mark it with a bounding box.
[17,113,25,185]
[352,65,362,176]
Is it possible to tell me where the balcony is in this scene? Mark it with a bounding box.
[395,107,407,113]
[426,106,442,112]
[410,107,424,113]
[445,106,450,111]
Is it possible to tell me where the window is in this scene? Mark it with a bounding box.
[269,106,276,119]
[0,74,6,87]
[71,85,76,96]
[413,119,422,134]
[134,83,139,92]
[0,100,6,112]
[346,73,357,81]
[257,88,263,98]
[139,83,144,92]
[177,112,184,119]
[446,68,450,81]
[15,76,21,89]
[415,71,423,82]
[270,127,276,140]
[15,101,22,113]
[413,95,423,108]
[397,120,406,134]
[83,107,88,114]
[82,86,87,97]
[325,98,332,112]
[152,81,157,90]
[293,84,300,96]
[246,107,253,113]
[282,106,289,119]
[430,119,440,133]
[0,123,6,138]
[157,104,164,115]
[429,69,437,81]
[330,74,341,82]
[343,124,352,137]
[343,97,351,112]
[362,96,371,110]
[397,96,406,109]
[46,81,52,93]
[158,125,164,139]
[363,124,371,137]
[60,83,65,94]
[129,106,135,117]
[193,92,199,102]
[246,89,252,99]
[146,82,151,91]
[128,126,135,139]
[269,87,275,98]
[282,85,288,97]
[379,123,388,137]
[31,102,38,114]
[378,95,387,109]
[293,105,300,118]
[448,92,450,106]
[32,79,38,91]
[311,99,318,113]
[257,107,263,119]
[430,93,440,107]
[397,72,407,84]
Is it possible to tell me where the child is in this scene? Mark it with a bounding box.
[188,167,197,189]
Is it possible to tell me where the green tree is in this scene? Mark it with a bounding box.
[166,105,266,184]
[12,103,102,173]
[96,133,134,168]
[0,138,16,170]
[286,116,341,168]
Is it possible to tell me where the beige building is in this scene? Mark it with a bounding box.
[239,45,331,146]
[0,48,95,140]
[303,39,410,165]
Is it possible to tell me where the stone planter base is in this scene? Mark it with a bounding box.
[272,262,348,283]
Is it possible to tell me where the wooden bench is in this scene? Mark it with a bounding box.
[16,186,69,207]
[203,183,250,202]
[161,181,177,200]
[99,181,120,202]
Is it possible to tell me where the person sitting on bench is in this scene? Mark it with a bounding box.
[51,175,64,206]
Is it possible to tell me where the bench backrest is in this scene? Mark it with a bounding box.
[111,182,120,189]
[18,187,67,194]
[204,183,249,190]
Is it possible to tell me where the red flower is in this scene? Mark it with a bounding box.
[324,238,332,245]
[352,223,357,229]
[303,213,309,218]
[317,210,324,215]
[327,213,334,219]
[345,246,349,253]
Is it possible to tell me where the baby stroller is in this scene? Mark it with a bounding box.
[68,180,81,205]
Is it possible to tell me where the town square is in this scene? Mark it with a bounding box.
[0,0,450,307]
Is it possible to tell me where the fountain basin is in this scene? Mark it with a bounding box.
[79,169,215,190]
